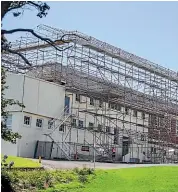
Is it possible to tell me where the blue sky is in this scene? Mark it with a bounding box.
[3,1,178,71]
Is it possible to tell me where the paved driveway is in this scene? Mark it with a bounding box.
[40,160,178,170]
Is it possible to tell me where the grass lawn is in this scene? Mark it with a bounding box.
[1,155,41,168]
[68,166,178,192]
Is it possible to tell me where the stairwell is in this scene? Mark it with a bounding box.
[44,107,75,160]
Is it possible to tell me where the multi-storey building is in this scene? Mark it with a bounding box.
[2,25,178,163]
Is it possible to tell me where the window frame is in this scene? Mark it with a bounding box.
[106,126,110,133]
[142,112,145,119]
[97,124,102,132]
[125,107,129,115]
[72,119,77,127]
[24,116,31,126]
[6,114,12,129]
[117,104,121,111]
[89,122,94,129]
[76,93,81,102]
[90,97,94,106]
[79,120,84,128]
[36,118,43,128]
[111,103,115,110]
[133,110,138,117]
[59,124,65,132]
[48,120,54,129]
[99,100,103,108]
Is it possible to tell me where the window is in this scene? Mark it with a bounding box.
[164,151,166,156]
[141,134,145,141]
[151,147,156,154]
[59,124,65,132]
[157,117,161,127]
[125,107,129,115]
[99,100,103,108]
[114,128,118,144]
[110,103,115,110]
[117,105,121,111]
[89,122,94,129]
[133,110,137,117]
[90,98,94,106]
[6,115,12,129]
[79,120,83,128]
[72,119,77,127]
[106,126,110,133]
[114,138,118,144]
[97,124,102,132]
[114,104,117,110]
[142,112,145,119]
[24,116,31,126]
[76,94,80,102]
[114,128,117,135]
[36,118,43,128]
[65,96,70,114]
[48,120,54,129]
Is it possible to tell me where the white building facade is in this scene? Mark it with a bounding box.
[2,73,152,163]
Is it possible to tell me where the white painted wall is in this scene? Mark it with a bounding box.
[5,73,24,112]
[3,73,150,162]
[1,112,22,156]
[3,73,66,158]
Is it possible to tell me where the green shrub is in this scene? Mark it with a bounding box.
[1,155,14,169]
[1,170,15,192]
[2,168,95,191]
[78,168,94,176]
[74,167,94,176]
[73,167,95,184]
[73,167,80,174]
[78,174,88,183]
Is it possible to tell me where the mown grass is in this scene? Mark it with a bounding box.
[3,160,178,192]
[1,155,41,167]
[68,166,178,192]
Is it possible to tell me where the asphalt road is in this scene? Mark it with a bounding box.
[40,160,178,170]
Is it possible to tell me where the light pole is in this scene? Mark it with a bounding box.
[93,131,96,169]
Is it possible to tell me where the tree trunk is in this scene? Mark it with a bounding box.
[1,1,12,20]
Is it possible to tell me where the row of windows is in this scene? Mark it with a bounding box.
[6,115,178,134]
[72,119,84,128]
[24,116,64,131]
[24,116,45,128]
[24,116,44,128]
[71,119,121,133]
[75,94,146,119]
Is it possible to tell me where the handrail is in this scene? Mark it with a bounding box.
[45,134,71,160]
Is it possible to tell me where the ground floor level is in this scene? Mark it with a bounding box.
[2,137,178,164]
[40,159,178,170]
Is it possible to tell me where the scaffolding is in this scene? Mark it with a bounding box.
[2,24,178,163]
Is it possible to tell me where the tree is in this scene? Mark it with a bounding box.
[1,1,83,66]
[1,1,51,65]
[1,1,51,143]
[1,67,25,143]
